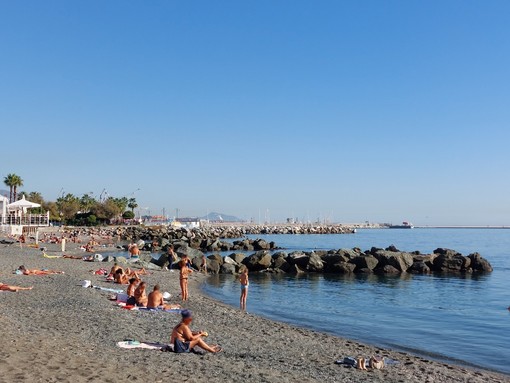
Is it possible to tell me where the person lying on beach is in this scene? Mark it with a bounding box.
[147,284,181,310]
[0,283,33,292]
[134,281,148,307]
[62,255,83,260]
[110,263,122,276]
[125,267,149,276]
[171,310,221,354]
[114,269,130,284]
[17,265,64,276]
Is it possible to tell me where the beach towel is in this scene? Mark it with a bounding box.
[43,253,62,259]
[93,286,124,294]
[117,341,170,351]
[116,302,181,314]
[335,357,399,368]
[116,341,205,355]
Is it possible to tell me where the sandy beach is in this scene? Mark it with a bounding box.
[0,235,508,383]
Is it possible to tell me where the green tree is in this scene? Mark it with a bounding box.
[56,193,81,223]
[127,197,138,213]
[80,194,96,212]
[43,201,61,221]
[122,210,135,219]
[3,173,23,203]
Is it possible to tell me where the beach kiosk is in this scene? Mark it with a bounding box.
[3,195,49,235]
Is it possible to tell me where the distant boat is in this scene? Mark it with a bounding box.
[389,221,414,229]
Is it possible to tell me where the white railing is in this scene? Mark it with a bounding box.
[0,213,50,226]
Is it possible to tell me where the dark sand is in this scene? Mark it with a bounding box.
[0,236,508,383]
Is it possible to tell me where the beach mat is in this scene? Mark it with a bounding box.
[116,341,206,355]
[117,341,170,351]
[116,303,181,314]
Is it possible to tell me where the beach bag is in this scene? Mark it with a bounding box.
[81,280,92,288]
[93,254,104,262]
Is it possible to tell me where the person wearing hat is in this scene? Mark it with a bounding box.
[170,310,221,354]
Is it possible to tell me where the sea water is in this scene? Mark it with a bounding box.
[202,229,510,374]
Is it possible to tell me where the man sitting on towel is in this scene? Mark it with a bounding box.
[170,310,221,354]
[147,285,181,310]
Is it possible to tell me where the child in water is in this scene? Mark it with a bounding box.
[239,267,249,311]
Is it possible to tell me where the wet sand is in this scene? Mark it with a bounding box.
[0,237,508,383]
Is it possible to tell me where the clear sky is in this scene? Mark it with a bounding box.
[1,1,509,225]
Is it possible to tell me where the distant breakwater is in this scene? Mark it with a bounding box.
[67,224,355,253]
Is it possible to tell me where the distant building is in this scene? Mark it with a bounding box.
[173,217,201,229]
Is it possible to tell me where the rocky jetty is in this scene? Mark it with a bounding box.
[157,245,493,276]
[68,224,354,252]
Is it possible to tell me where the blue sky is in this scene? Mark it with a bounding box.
[1,1,509,225]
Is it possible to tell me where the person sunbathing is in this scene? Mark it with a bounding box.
[134,281,148,307]
[114,269,129,284]
[17,265,64,275]
[125,267,148,276]
[62,254,83,260]
[171,310,221,354]
[147,285,181,310]
[110,263,122,276]
[0,283,33,292]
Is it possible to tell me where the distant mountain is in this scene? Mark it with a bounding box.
[0,189,9,198]
[201,212,244,222]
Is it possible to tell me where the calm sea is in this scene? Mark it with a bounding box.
[202,229,510,374]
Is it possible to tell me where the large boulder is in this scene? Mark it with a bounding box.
[287,252,310,268]
[378,265,400,274]
[307,252,324,272]
[207,259,221,274]
[326,262,356,274]
[151,253,169,268]
[468,252,493,272]
[409,261,431,274]
[373,250,414,273]
[228,253,246,264]
[253,239,271,251]
[432,249,469,272]
[223,256,238,265]
[242,251,272,271]
[220,263,237,274]
[208,253,224,266]
[350,255,379,272]
[272,252,291,272]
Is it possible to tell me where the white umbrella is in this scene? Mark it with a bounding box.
[7,195,41,211]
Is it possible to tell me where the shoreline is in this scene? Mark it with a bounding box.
[0,237,508,382]
[200,277,503,375]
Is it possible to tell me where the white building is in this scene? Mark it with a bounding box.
[0,195,50,235]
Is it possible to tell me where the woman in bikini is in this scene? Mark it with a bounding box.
[134,281,148,307]
[17,266,64,276]
[179,258,192,301]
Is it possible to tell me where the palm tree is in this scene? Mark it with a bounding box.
[128,197,138,213]
[3,174,23,203]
